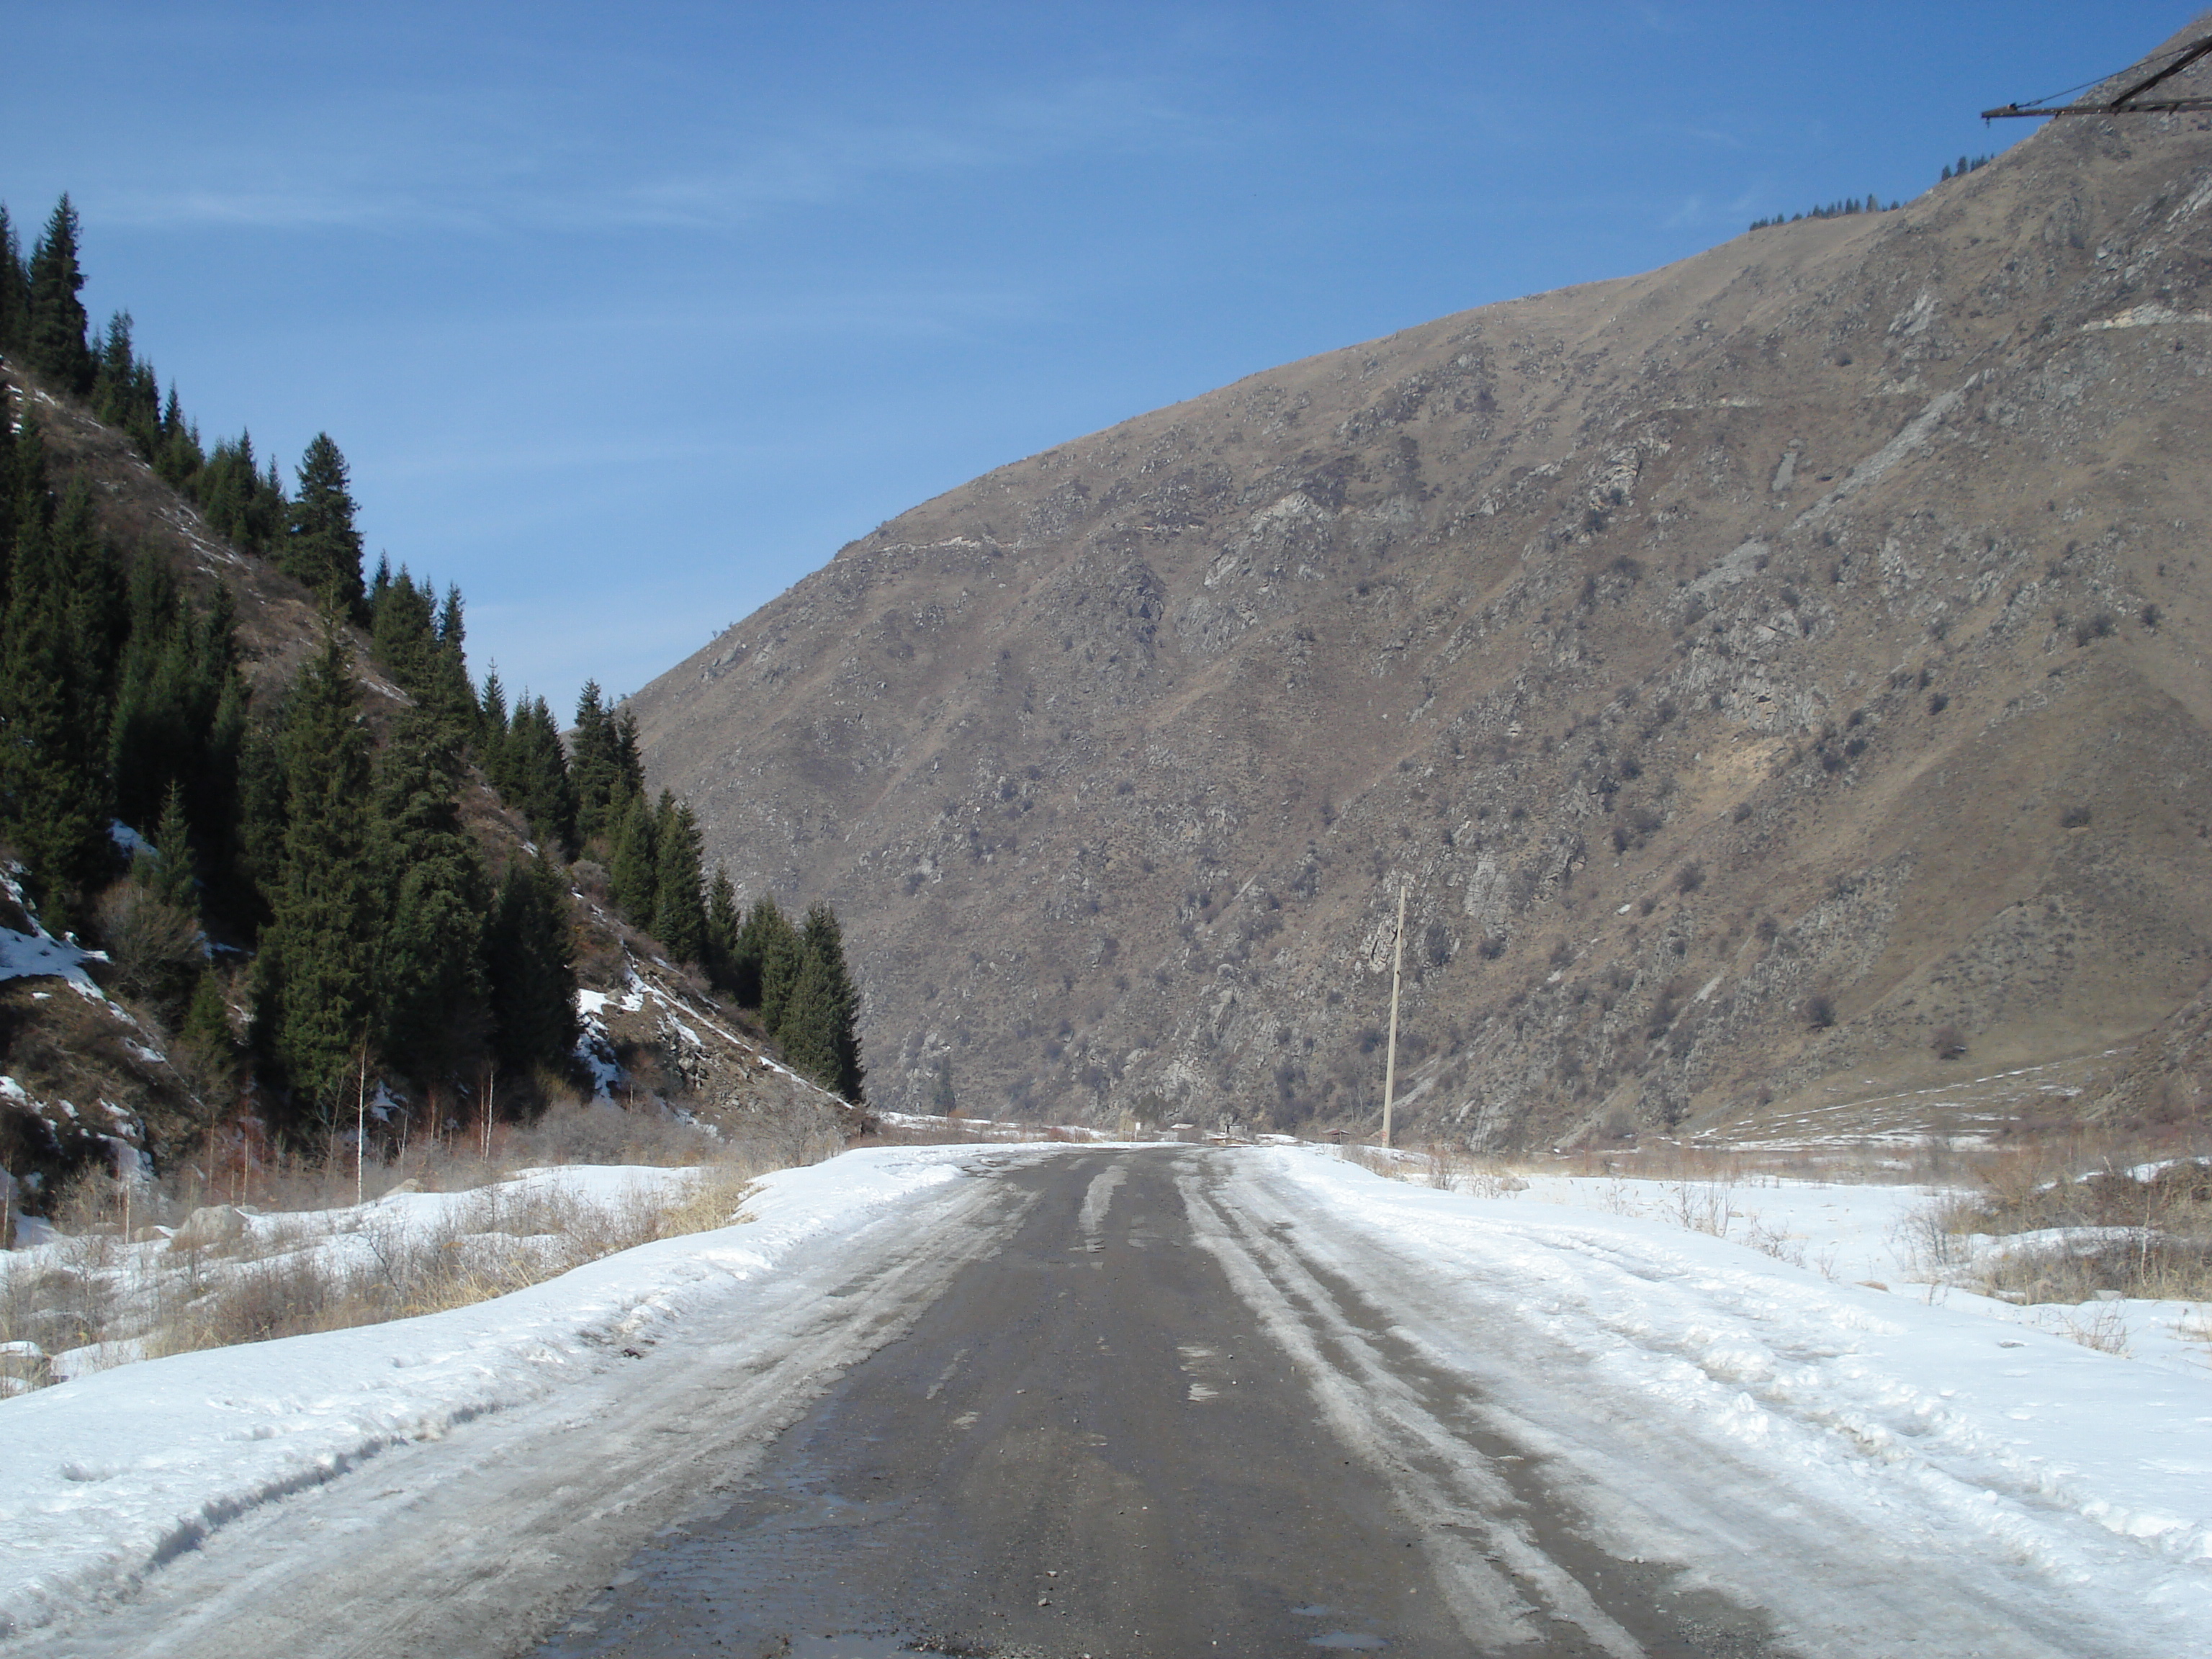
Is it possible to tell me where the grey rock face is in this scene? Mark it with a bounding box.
[632,81,2212,1148]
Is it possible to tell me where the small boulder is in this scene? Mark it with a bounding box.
[168,1205,247,1251]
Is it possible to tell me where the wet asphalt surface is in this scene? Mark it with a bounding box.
[534,1151,1786,1658]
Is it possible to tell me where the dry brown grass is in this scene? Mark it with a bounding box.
[0,1115,792,1390]
[1893,1132,2212,1307]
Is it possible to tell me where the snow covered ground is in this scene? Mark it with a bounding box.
[873,1108,1111,1141]
[2,1139,2206,1654]
[0,1146,1006,1642]
[1370,1148,2212,1375]
[1228,1147,2212,1653]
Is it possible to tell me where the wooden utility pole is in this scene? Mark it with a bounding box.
[1382,879,1408,1148]
[355,1043,369,1208]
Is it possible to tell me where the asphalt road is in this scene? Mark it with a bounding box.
[535,1149,1786,1659]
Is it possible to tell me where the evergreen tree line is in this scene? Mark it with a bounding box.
[1747,156,1997,235]
[0,193,574,1138]
[0,189,863,1132]
[472,670,865,1104]
[0,400,579,1131]
[1748,193,1899,233]
[0,197,360,608]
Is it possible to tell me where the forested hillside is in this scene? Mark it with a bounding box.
[0,196,865,1216]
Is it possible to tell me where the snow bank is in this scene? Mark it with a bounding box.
[1255,1148,2212,1622]
[0,1147,981,1637]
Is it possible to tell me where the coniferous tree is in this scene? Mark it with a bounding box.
[485,856,577,1074]
[650,792,706,965]
[753,896,802,1037]
[195,431,284,554]
[0,400,14,614]
[177,966,241,1100]
[146,781,199,915]
[154,394,204,491]
[569,680,633,849]
[727,893,783,1010]
[705,866,740,993]
[225,716,285,935]
[428,585,476,734]
[477,667,510,776]
[107,552,242,837]
[608,792,659,921]
[25,196,92,395]
[611,707,644,799]
[284,433,365,612]
[255,614,382,1114]
[778,946,842,1092]
[369,564,437,690]
[0,466,118,915]
[90,312,160,456]
[795,900,863,1101]
[107,783,202,1028]
[0,205,27,357]
[494,694,575,853]
[372,709,488,1082]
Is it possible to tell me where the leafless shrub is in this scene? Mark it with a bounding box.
[1930,1022,1967,1060]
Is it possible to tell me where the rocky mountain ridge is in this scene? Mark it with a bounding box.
[631,24,2212,1148]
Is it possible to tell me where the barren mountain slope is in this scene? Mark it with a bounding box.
[632,33,2212,1148]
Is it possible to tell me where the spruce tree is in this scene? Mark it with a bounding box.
[611,707,644,799]
[650,792,706,964]
[778,946,842,1092]
[25,196,92,395]
[609,793,659,921]
[0,466,116,915]
[705,866,740,993]
[494,695,575,853]
[477,667,510,781]
[797,900,863,1102]
[728,892,783,1010]
[256,614,382,1113]
[372,709,489,1082]
[282,433,365,612]
[369,565,436,690]
[177,966,241,1101]
[755,896,801,1038]
[155,396,203,490]
[428,584,477,732]
[147,781,199,915]
[226,716,286,935]
[112,787,202,1029]
[0,205,26,357]
[568,680,631,849]
[485,856,577,1074]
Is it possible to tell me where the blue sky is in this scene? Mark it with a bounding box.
[4,1,2193,716]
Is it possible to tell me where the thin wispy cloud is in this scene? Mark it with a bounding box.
[89,71,1217,239]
